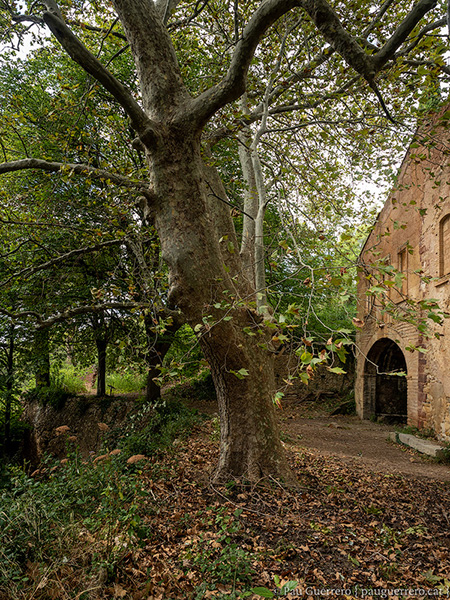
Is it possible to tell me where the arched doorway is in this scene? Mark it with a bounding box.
[363,338,408,423]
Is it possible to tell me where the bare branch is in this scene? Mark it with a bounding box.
[167,0,210,31]
[0,239,124,289]
[0,158,153,199]
[361,0,396,37]
[205,181,255,220]
[68,20,127,41]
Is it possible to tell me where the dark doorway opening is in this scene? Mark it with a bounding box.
[363,338,407,423]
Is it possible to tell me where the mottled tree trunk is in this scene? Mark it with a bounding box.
[200,314,294,482]
[148,140,294,482]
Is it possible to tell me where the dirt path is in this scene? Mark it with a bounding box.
[188,397,450,482]
[280,405,450,482]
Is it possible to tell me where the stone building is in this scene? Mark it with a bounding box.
[355,106,450,440]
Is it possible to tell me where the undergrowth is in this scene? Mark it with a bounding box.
[105,370,146,394]
[104,398,205,456]
[0,451,152,599]
[0,399,204,599]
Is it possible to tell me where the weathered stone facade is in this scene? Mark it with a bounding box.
[356,106,450,440]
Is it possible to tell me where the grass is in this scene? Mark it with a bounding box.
[57,363,88,395]
[105,370,146,394]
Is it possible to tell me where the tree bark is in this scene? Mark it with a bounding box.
[96,337,107,397]
[148,137,294,482]
[144,316,183,403]
[200,312,294,483]
[34,328,50,388]
[4,323,15,454]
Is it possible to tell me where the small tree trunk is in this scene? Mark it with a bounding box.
[96,338,107,396]
[4,323,15,454]
[34,328,50,388]
[238,97,258,284]
[144,316,183,403]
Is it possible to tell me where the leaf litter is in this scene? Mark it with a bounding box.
[9,417,450,600]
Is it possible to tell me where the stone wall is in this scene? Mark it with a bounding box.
[275,354,354,402]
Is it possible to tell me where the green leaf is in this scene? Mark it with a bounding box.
[230,368,250,379]
[251,588,275,598]
[328,366,346,374]
[280,581,298,594]
[300,351,313,364]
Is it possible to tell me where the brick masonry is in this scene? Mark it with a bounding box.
[356,105,450,441]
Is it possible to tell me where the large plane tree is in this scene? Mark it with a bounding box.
[0,0,444,482]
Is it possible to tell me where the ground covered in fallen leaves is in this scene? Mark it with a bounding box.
[114,420,450,599]
[5,411,450,600]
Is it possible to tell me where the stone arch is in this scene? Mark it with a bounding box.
[363,338,408,423]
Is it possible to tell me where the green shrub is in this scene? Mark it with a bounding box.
[105,399,204,456]
[0,452,152,598]
[22,384,71,410]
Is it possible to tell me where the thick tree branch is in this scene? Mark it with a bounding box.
[301,0,437,81]
[112,0,190,117]
[396,18,446,58]
[373,0,438,70]
[300,0,377,80]
[188,0,302,127]
[11,14,44,25]
[0,302,150,328]
[41,10,161,147]
[0,308,42,322]
[0,158,153,199]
